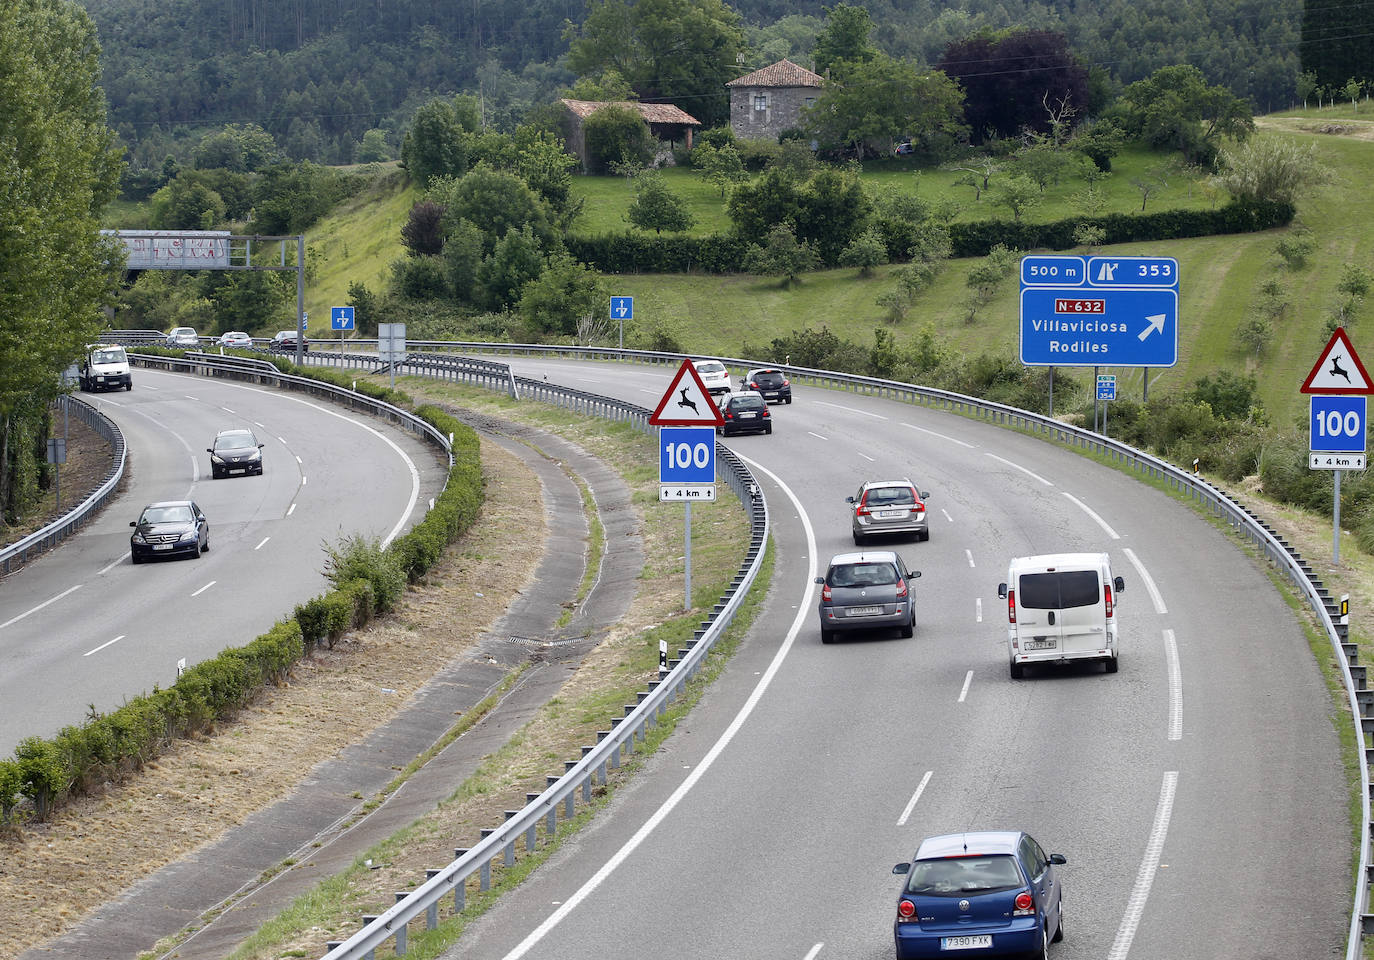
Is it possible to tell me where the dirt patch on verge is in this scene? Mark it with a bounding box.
[1,410,117,555]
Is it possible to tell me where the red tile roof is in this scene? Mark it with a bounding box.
[726,58,825,88]
[560,99,701,125]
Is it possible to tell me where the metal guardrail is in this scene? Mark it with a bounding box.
[106,333,1368,956]
[0,397,126,576]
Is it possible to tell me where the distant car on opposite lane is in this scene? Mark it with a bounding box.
[716,391,772,436]
[269,330,308,353]
[848,479,931,545]
[740,367,791,403]
[814,549,919,643]
[129,500,210,563]
[166,327,199,349]
[892,830,1065,959]
[217,331,253,348]
[692,359,731,395]
[207,428,264,478]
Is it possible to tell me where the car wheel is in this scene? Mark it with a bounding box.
[130,552,141,565]
[919,529,930,542]
[852,532,864,546]
[1031,920,1049,960]
[1052,897,1064,942]
[1105,655,1119,674]
[785,397,792,404]
[202,537,210,553]
[764,423,772,434]
[125,382,133,391]
[1010,659,1024,679]
[899,616,914,639]
[821,629,835,644]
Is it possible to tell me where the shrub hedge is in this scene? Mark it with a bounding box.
[567,200,1294,274]
[0,374,482,824]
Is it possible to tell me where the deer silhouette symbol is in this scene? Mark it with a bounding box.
[1331,354,1352,384]
[676,388,699,415]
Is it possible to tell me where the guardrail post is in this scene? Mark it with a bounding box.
[393,893,409,954]
[526,793,541,850]
[452,850,467,910]
[478,830,494,889]
[358,918,379,959]
[424,870,441,928]
[546,777,559,835]
[502,811,518,866]
[564,761,577,818]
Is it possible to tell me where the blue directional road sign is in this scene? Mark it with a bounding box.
[1310,395,1367,453]
[1020,255,1179,367]
[1096,375,1117,401]
[659,426,715,484]
[610,296,634,321]
[331,305,355,331]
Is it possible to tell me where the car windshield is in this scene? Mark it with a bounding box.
[1018,571,1100,609]
[142,505,193,524]
[172,328,194,336]
[215,432,255,450]
[866,486,915,506]
[92,348,126,364]
[906,855,1023,896]
[830,562,898,588]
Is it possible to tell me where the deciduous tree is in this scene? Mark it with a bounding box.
[626,173,694,234]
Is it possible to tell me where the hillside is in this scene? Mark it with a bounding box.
[304,113,1374,429]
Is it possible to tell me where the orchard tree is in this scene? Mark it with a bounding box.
[693,141,748,197]
[744,223,819,288]
[839,229,888,277]
[626,173,694,234]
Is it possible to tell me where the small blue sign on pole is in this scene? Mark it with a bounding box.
[1310,395,1367,453]
[610,296,634,320]
[331,306,355,331]
[659,426,715,484]
[1096,375,1117,401]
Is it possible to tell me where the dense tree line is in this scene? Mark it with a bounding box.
[80,0,1301,170]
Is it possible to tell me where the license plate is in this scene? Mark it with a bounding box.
[1025,639,1057,650]
[878,509,905,519]
[153,544,173,551]
[941,935,992,950]
[846,605,882,617]
[738,412,756,419]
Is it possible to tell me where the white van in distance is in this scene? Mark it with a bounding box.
[79,343,132,392]
[997,553,1124,678]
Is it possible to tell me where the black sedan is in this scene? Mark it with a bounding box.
[269,330,309,353]
[130,501,210,563]
[208,428,264,478]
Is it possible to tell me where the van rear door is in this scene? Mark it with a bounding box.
[1015,569,1104,655]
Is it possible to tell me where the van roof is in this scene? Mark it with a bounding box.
[1007,552,1110,574]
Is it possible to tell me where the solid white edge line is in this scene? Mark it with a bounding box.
[957,670,973,703]
[254,537,271,551]
[1122,547,1167,614]
[191,581,216,597]
[0,584,82,631]
[190,455,199,483]
[984,452,1053,486]
[287,503,297,516]
[498,455,818,960]
[84,635,125,657]
[1061,491,1120,539]
[1107,771,1178,960]
[975,597,982,622]
[897,771,934,827]
[901,422,976,448]
[812,399,889,420]
[858,452,875,461]
[965,549,975,568]
[302,475,308,486]
[1164,628,1183,741]
[295,455,302,464]
[802,944,824,960]
[99,554,126,575]
[807,431,829,441]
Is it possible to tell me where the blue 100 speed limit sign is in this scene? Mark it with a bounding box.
[660,426,716,483]
[1310,395,1367,453]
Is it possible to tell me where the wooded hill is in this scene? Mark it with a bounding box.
[81,0,1303,168]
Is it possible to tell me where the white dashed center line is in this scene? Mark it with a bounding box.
[191,581,216,597]
[254,537,271,550]
[897,771,934,826]
[957,670,973,702]
[84,635,125,657]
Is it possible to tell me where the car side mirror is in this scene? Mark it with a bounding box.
[257,443,264,449]
[998,583,1008,599]
[920,491,931,499]
[909,570,921,579]
[893,863,910,875]
[129,520,136,527]
[1113,575,1125,593]
[845,496,856,504]
[813,576,825,585]
[206,448,213,453]
[1049,854,1067,865]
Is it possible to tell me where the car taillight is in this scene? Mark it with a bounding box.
[1007,588,1017,623]
[897,899,916,920]
[782,377,790,386]
[856,491,871,517]
[895,578,908,599]
[912,499,924,515]
[748,381,758,389]
[724,410,734,420]
[1013,892,1035,916]
[821,583,832,601]
[1104,582,1114,618]
[762,408,770,417]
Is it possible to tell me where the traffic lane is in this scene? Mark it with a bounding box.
[440,437,1172,959]
[0,371,445,754]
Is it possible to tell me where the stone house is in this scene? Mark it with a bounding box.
[726,58,825,141]
[559,99,702,169]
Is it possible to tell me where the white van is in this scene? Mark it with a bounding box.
[997,553,1124,678]
[79,344,132,392]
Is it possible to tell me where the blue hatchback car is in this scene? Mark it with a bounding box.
[892,831,1065,959]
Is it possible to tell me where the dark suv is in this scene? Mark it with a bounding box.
[740,367,792,404]
[717,391,772,436]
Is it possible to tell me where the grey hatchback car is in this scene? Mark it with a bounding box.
[815,550,920,643]
[848,479,931,545]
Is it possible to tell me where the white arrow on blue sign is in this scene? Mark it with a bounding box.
[660,426,715,484]
[331,306,355,331]
[610,296,634,320]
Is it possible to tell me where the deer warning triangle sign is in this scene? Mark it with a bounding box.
[1301,327,1374,394]
[649,359,724,426]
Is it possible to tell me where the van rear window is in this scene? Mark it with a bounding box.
[1017,571,1099,609]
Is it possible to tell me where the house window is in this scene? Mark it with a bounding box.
[804,97,816,109]
[753,93,768,111]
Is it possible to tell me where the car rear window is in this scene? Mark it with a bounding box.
[696,362,725,374]
[829,562,898,587]
[1017,570,1100,609]
[753,371,784,385]
[731,395,766,410]
[906,855,1023,896]
[866,486,915,506]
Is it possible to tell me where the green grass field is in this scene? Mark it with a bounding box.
[302,116,1374,428]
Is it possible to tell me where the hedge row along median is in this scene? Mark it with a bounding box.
[0,372,481,826]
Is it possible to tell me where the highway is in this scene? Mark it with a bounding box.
[0,368,449,756]
[434,357,1349,960]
